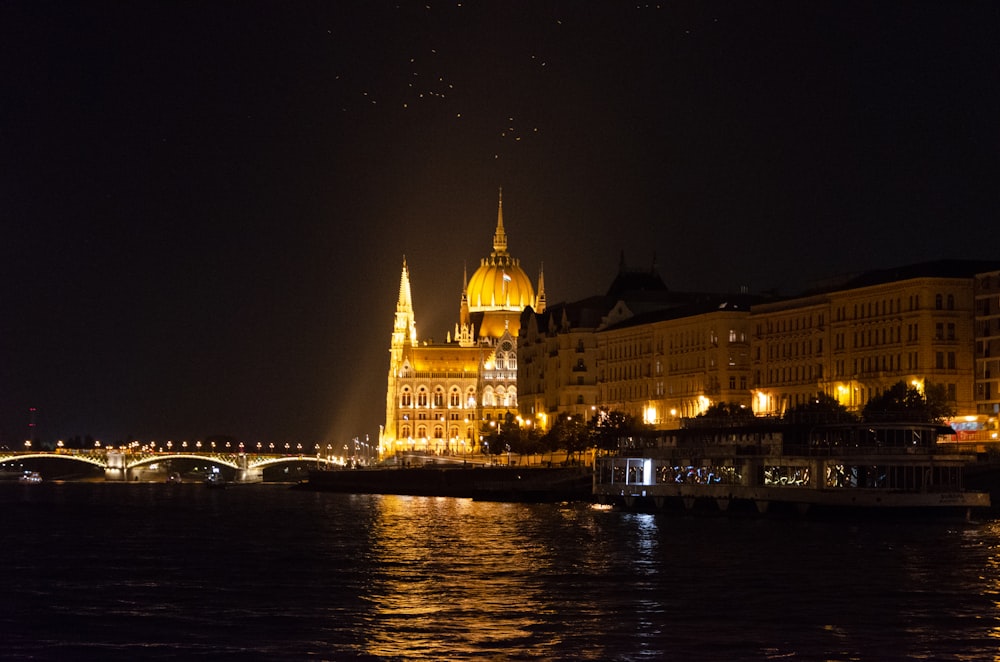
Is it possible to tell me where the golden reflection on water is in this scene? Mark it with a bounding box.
[980,522,1000,656]
[359,496,622,660]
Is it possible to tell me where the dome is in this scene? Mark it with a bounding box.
[466,191,536,313]
[467,257,535,312]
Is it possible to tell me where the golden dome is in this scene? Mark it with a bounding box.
[467,191,536,312]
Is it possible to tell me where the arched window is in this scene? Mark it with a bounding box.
[450,388,461,407]
[496,386,507,408]
[417,425,427,439]
[417,388,428,407]
[401,425,411,438]
[433,425,443,439]
[466,387,477,407]
[482,387,495,407]
[433,387,444,407]
[401,388,412,407]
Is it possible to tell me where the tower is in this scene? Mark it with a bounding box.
[380,192,544,461]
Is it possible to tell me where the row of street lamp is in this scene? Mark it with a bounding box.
[27,438,376,463]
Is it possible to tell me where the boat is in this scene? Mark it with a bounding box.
[18,471,42,484]
[205,472,227,488]
[593,420,990,519]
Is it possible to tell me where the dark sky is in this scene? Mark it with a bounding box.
[2,1,998,447]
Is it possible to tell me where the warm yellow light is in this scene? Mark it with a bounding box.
[644,406,657,424]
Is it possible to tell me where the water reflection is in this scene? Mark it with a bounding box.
[361,496,557,659]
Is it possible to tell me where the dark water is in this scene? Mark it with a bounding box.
[3,482,1000,661]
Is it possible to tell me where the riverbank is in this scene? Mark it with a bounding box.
[297,465,594,502]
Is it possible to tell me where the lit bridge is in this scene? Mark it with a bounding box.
[0,450,339,482]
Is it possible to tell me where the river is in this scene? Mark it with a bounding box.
[3,481,1000,660]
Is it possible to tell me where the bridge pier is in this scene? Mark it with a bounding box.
[237,467,264,483]
[236,454,263,483]
[105,451,128,481]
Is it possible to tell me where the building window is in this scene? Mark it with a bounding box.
[417,389,428,407]
[935,294,943,310]
[401,390,412,407]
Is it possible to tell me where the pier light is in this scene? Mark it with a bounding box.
[257,442,262,451]
[296,443,302,451]
[211,441,216,450]
[167,441,173,451]
[182,441,188,449]
[57,440,64,449]
[269,443,274,452]
[24,440,31,450]
[95,440,101,448]
[196,441,202,450]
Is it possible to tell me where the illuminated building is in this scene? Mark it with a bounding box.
[750,261,999,419]
[519,256,739,430]
[522,258,1000,432]
[597,298,756,427]
[381,192,545,458]
[975,270,1000,423]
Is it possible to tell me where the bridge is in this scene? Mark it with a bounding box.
[0,449,340,482]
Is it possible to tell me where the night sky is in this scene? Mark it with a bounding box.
[2,1,998,447]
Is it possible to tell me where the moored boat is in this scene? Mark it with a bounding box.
[18,471,42,484]
[594,421,989,518]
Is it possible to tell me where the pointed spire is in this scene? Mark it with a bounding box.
[535,262,546,313]
[394,256,417,346]
[397,256,413,310]
[493,187,508,254]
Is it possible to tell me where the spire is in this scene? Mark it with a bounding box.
[493,187,508,254]
[394,256,417,346]
[536,262,546,313]
[460,261,470,329]
[397,256,413,310]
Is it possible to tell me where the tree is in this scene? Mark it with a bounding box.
[862,381,955,423]
[542,413,590,463]
[783,393,857,424]
[587,408,652,453]
[698,401,754,421]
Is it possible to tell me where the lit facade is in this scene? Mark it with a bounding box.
[518,297,605,431]
[598,301,754,427]
[750,265,985,418]
[975,270,1000,420]
[381,193,545,459]
[518,259,1000,431]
